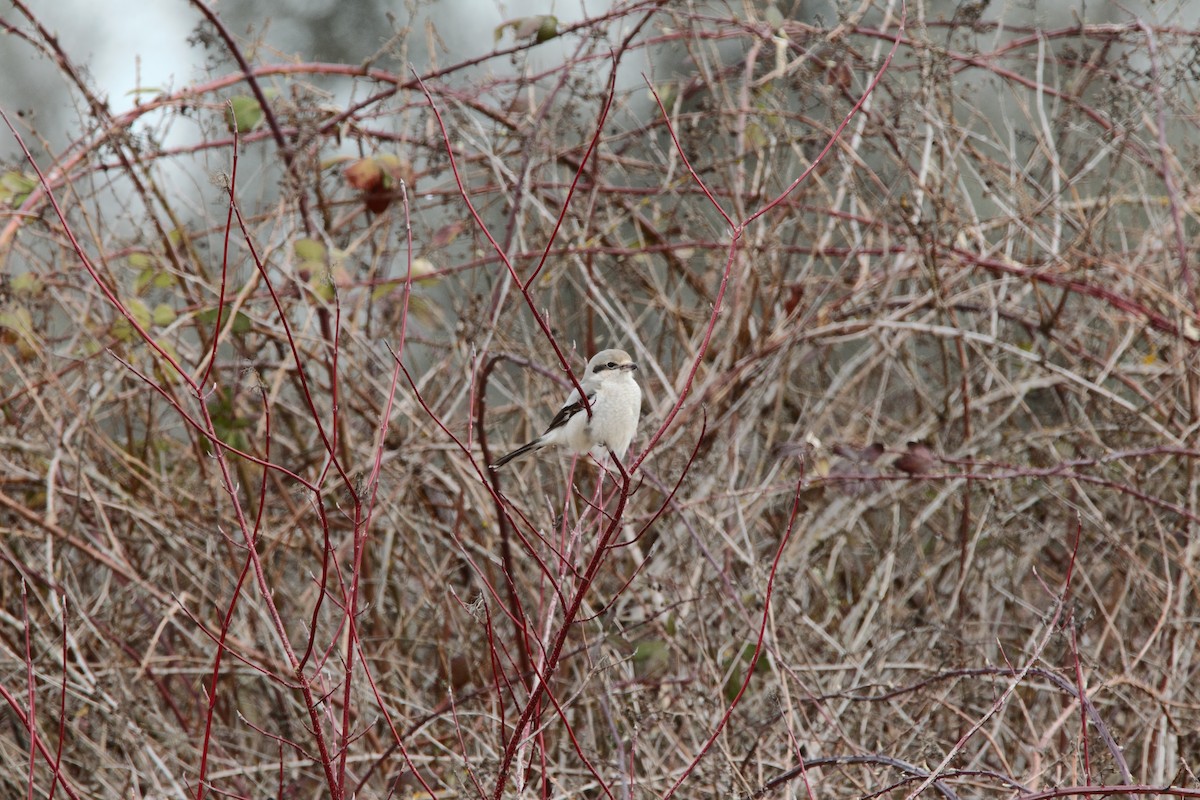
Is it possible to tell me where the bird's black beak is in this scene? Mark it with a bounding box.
[623,363,638,371]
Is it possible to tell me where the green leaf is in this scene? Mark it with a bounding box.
[650,83,677,111]
[127,298,152,329]
[111,317,134,343]
[311,272,336,302]
[723,663,743,702]
[209,397,253,447]
[494,19,516,42]
[225,95,264,133]
[133,268,155,294]
[320,154,356,171]
[294,238,327,262]
[405,295,438,327]
[196,307,253,335]
[152,303,176,326]
[153,341,183,384]
[1,171,36,193]
[371,283,397,302]
[11,273,43,295]
[229,312,253,334]
[0,170,36,206]
[535,15,559,43]
[496,15,558,42]
[409,257,438,283]
[745,122,767,151]
[0,305,34,340]
[631,639,671,681]
[722,644,769,701]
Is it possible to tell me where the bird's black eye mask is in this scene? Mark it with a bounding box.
[594,361,618,373]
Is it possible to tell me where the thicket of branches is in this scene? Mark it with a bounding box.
[4,0,1200,797]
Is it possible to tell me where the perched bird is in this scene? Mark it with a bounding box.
[491,348,642,469]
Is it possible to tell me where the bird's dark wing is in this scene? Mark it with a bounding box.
[543,390,595,434]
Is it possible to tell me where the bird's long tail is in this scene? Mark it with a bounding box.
[490,440,542,469]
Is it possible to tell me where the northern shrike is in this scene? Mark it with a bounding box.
[491,348,642,469]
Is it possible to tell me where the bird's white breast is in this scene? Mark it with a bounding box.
[583,374,642,460]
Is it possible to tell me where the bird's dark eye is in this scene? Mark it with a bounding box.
[607,362,617,369]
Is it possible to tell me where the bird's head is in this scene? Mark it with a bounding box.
[587,348,637,377]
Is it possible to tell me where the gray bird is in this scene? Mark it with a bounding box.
[491,348,642,468]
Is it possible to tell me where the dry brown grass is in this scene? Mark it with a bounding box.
[4,1,1200,797]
